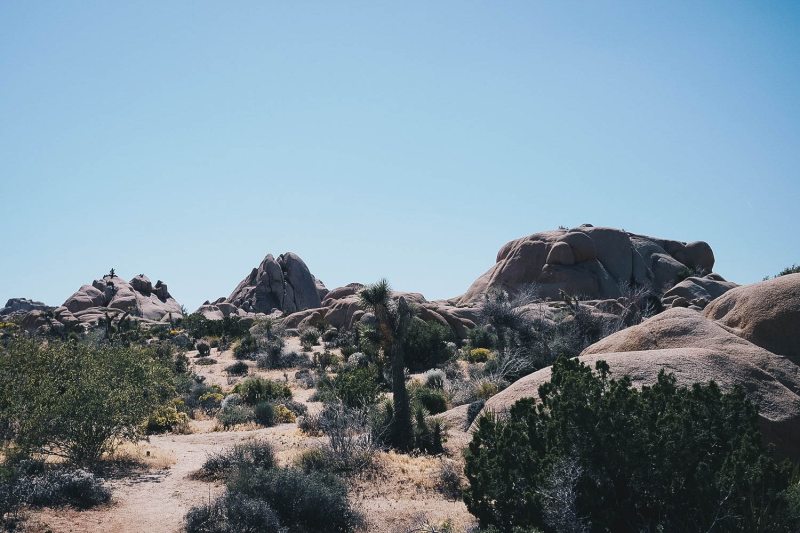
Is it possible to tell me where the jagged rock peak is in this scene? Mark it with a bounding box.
[224,252,324,315]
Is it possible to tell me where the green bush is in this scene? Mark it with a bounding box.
[411,384,449,415]
[332,365,382,408]
[403,318,453,371]
[144,402,189,434]
[467,347,493,363]
[217,404,254,429]
[0,338,173,464]
[234,377,292,406]
[195,440,276,481]
[253,401,275,427]
[229,467,360,532]
[464,356,800,532]
[224,360,249,376]
[233,334,258,359]
[468,325,498,349]
[185,492,283,533]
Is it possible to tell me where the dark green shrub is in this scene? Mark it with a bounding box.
[253,401,276,427]
[234,377,292,406]
[224,361,249,376]
[229,467,360,532]
[411,384,448,415]
[195,357,216,365]
[412,406,446,454]
[464,356,800,532]
[332,365,381,408]
[233,334,258,359]
[403,318,453,371]
[468,325,498,349]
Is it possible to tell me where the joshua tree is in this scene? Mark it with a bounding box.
[359,279,414,450]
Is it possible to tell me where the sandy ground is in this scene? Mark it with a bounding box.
[22,338,476,533]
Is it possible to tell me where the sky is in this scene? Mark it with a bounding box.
[1,1,799,310]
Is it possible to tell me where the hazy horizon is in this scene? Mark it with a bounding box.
[2,2,799,310]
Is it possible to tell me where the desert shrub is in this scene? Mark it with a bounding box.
[224,360,249,376]
[185,492,283,533]
[412,405,446,454]
[313,403,375,473]
[273,404,296,423]
[464,356,800,532]
[313,350,339,370]
[403,318,453,371]
[144,401,190,434]
[332,365,382,408]
[767,264,800,279]
[468,325,498,349]
[281,400,308,417]
[233,334,258,359]
[196,440,276,481]
[300,328,321,351]
[437,458,463,500]
[198,391,224,413]
[234,377,291,406]
[195,357,216,365]
[298,413,324,436]
[295,447,329,473]
[229,467,360,532]
[411,383,449,415]
[253,401,276,427]
[423,369,446,389]
[474,380,499,400]
[467,347,493,363]
[26,468,111,509]
[217,404,254,429]
[0,338,173,464]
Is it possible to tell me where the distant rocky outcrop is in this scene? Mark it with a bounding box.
[61,274,183,326]
[196,252,324,320]
[0,298,52,319]
[457,225,717,304]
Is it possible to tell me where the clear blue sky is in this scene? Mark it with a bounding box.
[1,2,799,310]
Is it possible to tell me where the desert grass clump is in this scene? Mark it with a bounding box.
[234,377,292,406]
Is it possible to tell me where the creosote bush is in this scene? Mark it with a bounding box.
[0,338,174,464]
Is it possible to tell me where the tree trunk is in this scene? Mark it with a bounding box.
[390,342,413,450]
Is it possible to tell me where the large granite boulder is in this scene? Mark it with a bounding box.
[704,274,800,361]
[225,252,322,315]
[661,273,738,310]
[457,225,715,304]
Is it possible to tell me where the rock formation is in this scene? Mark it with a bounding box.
[196,252,324,320]
[469,275,800,458]
[0,298,52,319]
[457,225,717,304]
[61,273,183,325]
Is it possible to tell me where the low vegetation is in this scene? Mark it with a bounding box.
[464,356,800,532]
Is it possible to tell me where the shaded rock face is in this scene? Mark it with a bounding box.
[471,303,800,459]
[62,274,183,324]
[704,273,800,361]
[215,252,323,316]
[661,273,738,310]
[0,298,52,319]
[458,225,715,304]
